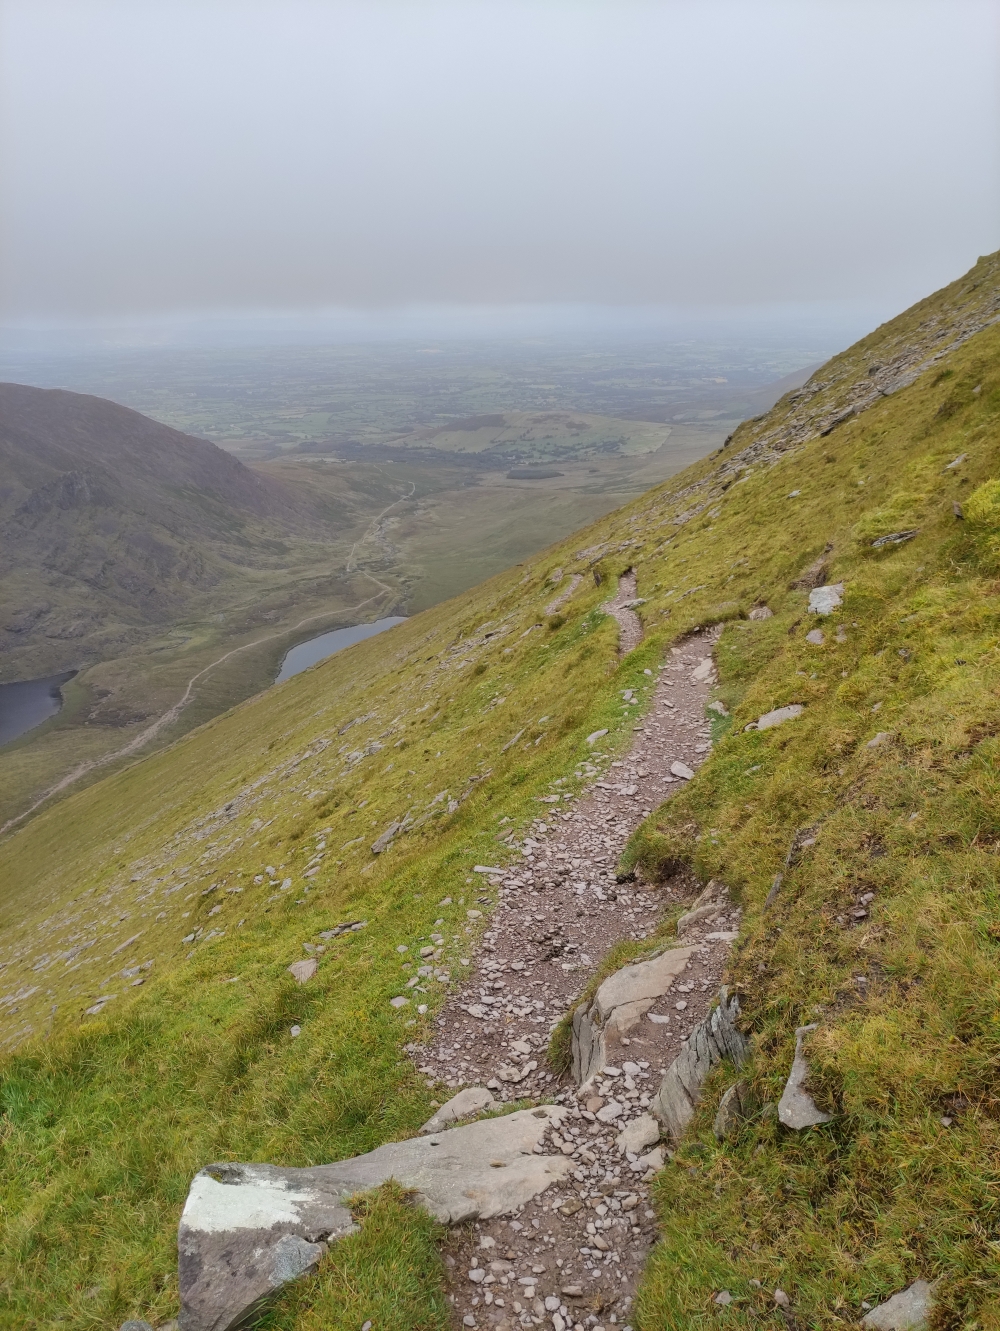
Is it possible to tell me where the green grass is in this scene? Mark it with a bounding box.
[1,253,1000,1328]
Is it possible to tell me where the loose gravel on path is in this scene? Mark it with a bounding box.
[406,606,742,1331]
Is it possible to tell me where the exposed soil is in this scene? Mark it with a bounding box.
[406,590,742,1331]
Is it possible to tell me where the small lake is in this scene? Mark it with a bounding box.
[276,617,407,682]
[0,670,77,747]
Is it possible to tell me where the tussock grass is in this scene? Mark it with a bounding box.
[1,254,999,1327]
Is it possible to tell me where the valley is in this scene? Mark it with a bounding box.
[0,332,821,828]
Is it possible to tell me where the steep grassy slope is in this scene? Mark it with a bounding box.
[0,252,998,1330]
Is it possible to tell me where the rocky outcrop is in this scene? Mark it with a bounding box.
[651,988,750,1139]
[571,947,693,1086]
[177,1105,572,1331]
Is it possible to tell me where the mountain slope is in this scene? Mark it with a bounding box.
[0,384,307,673]
[0,252,999,1329]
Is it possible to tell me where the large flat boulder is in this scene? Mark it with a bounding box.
[571,947,693,1086]
[178,1105,571,1331]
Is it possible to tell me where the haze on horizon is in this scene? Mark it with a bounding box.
[1,0,998,328]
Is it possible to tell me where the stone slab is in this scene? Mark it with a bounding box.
[754,704,804,731]
[178,1105,571,1331]
[777,1024,834,1129]
[287,959,317,985]
[594,948,693,1021]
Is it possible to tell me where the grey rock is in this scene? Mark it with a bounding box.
[871,530,918,548]
[707,699,729,716]
[586,729,608,746]
[669,760,695,780]
[371,821,401,854]
[119,1322,155,1331]
[677,881,727,936]
[713,1081,748,1140]
[651,987,750,1139]
[867,731,893,748]
[808,583,845,615]
[616,1113,660,1156]
[777,1025,834,1129]
[805,629,825,646]
[861,1280,934,1330]
[691,658,715,681]
[287,959,317,985]
[754,704,804,731]
[748,605,773,620]
[420,1086,496,1134]
[571,947,693,1085]
[178,1105,571,1331]
[638,1145,666,1175]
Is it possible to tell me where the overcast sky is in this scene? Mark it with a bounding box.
[1,0,998,320]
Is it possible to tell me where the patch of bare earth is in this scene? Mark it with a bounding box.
[407,608,742,1331]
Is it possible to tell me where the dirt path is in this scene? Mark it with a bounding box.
[407,578,739,1331]
[601,569,643,655]
[544,574,583,616]
[346,479,416,572]
[0,579,397,839]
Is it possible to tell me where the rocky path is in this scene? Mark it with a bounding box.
[406,588,742,1331]
[600,569,644,657]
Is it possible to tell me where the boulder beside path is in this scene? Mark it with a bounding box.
[177,1104,572,1331]
[651,987,750,1139]
[571,946,693,1086]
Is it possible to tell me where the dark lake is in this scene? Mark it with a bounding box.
[276,617,407,683]
[0,670,77,747]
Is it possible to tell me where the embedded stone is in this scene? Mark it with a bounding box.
[713,1081,749,1140]
[861,1280,933,1330]
[808,583,845,615]
[676,881,727,936]
[777,1025,834,1129]
[287,959,317,985]
[651,988,750,1139]
[755,704,804,731]
[571,948,693,1085]
[616,1113,660,1156]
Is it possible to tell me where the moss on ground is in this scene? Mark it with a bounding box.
[1,254,999,1327]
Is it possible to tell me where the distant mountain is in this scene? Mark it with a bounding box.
[0,384,308,672]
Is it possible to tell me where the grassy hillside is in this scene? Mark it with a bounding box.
[0,251,999,1330]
